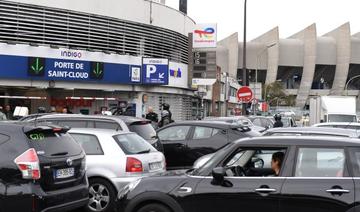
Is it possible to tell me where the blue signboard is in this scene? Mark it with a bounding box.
[142,58,169,84]
[0,54,145,84]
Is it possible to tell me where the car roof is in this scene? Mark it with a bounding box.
[265,127,359,137]
[69,128,132,136]
[206,116,250,121]
[112,115,150,123]
[314,122,360,126]
[162,120,246,129]
[38,114,127,121]
[235,136,360,147]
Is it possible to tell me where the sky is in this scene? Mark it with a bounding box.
[166,0,360,41]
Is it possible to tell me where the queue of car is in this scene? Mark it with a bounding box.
[1,113,360,212]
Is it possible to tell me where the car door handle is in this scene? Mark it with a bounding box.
[255,188,277,193]
[326,189,350,194]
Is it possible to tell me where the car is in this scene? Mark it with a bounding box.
[263,127,360,138]
[281,116,297,127]
[117,136,360,212]
[204,116,266,132]
[26,114,163,152]
[248,116,274,129]
[313,122,360,130]
[17,113,51,122]
[157,121,260,170]
[69,128,166,212]
[0,122,88,212]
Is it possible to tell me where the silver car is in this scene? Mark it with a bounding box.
[69,128,166,212]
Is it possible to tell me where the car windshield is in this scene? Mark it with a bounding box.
[328,115,357,123]
[282,118,291,127]
[128,122,157,140]
[113,133,156,155]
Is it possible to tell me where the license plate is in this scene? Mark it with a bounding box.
[149,162,162,170]
[54,167,75,179]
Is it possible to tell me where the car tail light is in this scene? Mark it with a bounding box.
[126,157,143,173]
[14,148,41,180]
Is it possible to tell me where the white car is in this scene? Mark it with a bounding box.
[313,122,360,130]
[69,128,166,212]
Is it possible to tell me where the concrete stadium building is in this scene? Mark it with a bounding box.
[217,23,360,109]
[0,0,196,119]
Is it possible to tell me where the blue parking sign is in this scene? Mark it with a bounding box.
[142,58,169,85]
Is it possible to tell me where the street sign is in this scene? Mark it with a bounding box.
[142,58,169,84]
[237,86,253,103]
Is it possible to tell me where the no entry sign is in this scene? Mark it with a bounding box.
[237,86,253,103]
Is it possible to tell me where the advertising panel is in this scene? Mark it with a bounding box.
[193,23,217,48]
[142,58,169,84]
[167,62,188,88]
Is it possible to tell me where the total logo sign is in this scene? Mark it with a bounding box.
[193,23,217,48]
[142,58,169,85]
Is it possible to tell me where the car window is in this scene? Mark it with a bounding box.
[223,148,287,177]
[295,148,345,177]
[70,133,103,155]
[58,120,87,128]
[128,123,156,140]
[95,121,120,130]
[113,133,156,155]
[193,127,216,140]
[158,126,190,141]
[348,148,360,177]
[252,118,262,127]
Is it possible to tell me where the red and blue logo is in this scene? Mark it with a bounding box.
[194,27,215,39]
[170,68,182,78]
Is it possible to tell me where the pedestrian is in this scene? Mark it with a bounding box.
[4,105,13,120]
[50,106,57,113]
[0,106,7,121]
[146,106,158,123]
[273,113,284,128]
[62,106,73,114]
[158,103,173,128]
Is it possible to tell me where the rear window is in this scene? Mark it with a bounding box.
[113,133,156,155]
[26,130,82,157]
[128,122,156,140]
[95,121,120,130]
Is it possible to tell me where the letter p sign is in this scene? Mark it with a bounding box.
[146,65,157,78]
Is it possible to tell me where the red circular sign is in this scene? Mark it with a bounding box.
[237,86,253,103]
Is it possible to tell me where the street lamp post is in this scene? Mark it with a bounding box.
[242,0,247,115]
[345,75,360,95]
[254,43,277,115]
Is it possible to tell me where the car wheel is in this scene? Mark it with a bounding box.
[86,178,116,212]
[137,203,171,212]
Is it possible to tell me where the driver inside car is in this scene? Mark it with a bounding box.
[271,152,285,176]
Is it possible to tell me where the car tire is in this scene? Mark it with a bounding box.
[137,203,171,212]
[85,178,116,212]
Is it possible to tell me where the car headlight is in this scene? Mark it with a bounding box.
[118,178,142,199]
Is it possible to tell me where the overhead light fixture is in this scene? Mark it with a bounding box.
[5,41,16,45]
[50,44,59,49]
[29,42,39,47]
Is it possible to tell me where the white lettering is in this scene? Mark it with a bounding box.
[146,65,157,78]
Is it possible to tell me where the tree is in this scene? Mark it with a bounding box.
[263,81,296,106]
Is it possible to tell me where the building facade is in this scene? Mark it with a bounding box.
[0,0,196,119]
[217,24,360,110]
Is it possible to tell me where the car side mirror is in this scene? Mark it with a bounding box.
[211,167,225,185]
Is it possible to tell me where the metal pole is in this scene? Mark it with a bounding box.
[242,0,247,115]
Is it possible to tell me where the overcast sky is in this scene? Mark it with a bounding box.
[166,0,360,41]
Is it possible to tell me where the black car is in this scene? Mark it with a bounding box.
[157,121,260,170]
[0,123,88,212]
[26,114,163,152]
[118,136,360,212]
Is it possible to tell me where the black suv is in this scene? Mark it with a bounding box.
[118,136,360,212]
[157,121,260,169]
[0,123,88,212]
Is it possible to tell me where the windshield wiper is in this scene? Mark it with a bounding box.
[135,149,151,154]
